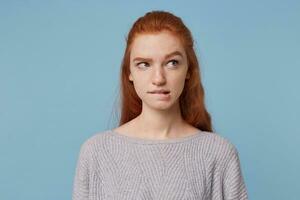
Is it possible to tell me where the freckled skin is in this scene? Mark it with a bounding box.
[129,31,190,111]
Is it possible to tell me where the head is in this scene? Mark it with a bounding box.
[117,10,213,132]
[129,31,189,112]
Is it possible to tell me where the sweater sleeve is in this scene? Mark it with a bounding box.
[222,146,248,200]
[72,140,91,200]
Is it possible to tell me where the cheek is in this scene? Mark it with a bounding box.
[170,76,187,96]
[132,78,147,97]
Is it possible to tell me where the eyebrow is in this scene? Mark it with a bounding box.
[132,50,184,62]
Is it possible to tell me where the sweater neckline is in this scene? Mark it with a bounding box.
[109,129,205,144]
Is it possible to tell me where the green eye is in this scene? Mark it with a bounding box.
[137,62,149,68]
[167,59,179,67]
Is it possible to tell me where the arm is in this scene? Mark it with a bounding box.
[222,146,248,200]
[72,141,91,200]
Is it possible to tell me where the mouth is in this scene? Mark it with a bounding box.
[148,91,170,94]
[148,89,170,94]
[148,91,171,100]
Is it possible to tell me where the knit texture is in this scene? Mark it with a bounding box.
[72,129,248,200]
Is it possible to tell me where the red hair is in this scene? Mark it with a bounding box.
[115,10,213,132]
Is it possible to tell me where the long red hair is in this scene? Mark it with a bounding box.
[114,10,213,132]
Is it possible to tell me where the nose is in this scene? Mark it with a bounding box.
[151,66,166,86]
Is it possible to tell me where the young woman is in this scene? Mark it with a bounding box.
[72,10,248,200]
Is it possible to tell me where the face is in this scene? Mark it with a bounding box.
[129,31,190,110]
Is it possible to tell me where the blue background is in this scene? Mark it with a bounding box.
[1,0,299,199]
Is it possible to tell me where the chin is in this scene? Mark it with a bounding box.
[144,100,176,111]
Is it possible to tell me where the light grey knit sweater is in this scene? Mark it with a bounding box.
[72,129,248,200]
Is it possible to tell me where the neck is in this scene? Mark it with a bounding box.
[135,101,188,139]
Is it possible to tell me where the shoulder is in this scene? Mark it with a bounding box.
[200,130,236,150]
[82,129,113,145]
[78,129,113,153]
[198,131,239,164]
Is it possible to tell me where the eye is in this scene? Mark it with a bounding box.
[136,62,150,68]
[167,59,179,67]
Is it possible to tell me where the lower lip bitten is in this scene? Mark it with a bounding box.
[150,92,171,100]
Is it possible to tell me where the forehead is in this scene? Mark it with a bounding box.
[130,32,185,59]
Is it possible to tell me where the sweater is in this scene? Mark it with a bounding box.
[72,129,248,200]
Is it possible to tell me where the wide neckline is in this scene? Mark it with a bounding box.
[109,129,205,144]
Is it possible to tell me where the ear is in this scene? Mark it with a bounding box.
[129,73,133,81]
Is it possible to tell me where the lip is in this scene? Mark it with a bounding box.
[148,89,170,94]
[149,91,171,101]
